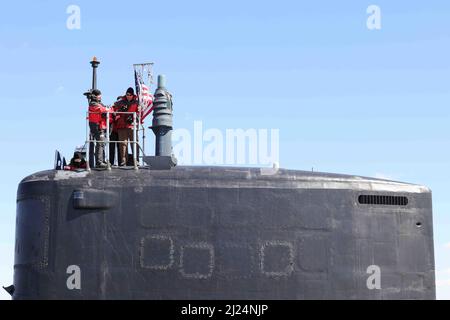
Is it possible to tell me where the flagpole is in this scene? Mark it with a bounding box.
[133,63,154,164]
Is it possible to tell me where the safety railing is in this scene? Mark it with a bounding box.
[85,111,146,171]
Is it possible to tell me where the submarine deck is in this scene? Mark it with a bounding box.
[20,166,430,194]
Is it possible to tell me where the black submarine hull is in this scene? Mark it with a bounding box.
[12,166,435,299]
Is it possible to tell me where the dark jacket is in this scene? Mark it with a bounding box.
[113,95,139,129]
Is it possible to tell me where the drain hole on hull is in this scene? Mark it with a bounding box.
[416,222,422,228]
[358,195,408,206]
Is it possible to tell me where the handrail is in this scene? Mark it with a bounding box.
[85,110,145,171]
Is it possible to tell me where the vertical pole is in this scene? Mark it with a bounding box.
[90,57,100,90]
[86,112,91,171]
[133,112,138,170]
[142,126,145,166]
[106,111,111,170]
[85,57,100,169]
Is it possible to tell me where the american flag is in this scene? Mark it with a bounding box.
[135,71,154,122]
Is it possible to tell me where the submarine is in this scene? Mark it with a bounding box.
[6,59,436,300]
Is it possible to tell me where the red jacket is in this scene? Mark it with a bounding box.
[88,102,111,130]
[113,95,139,129]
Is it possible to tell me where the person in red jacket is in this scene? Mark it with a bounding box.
[88,89,111,168]
[113,87,139,166]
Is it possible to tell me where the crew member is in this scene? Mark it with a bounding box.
[88,89,110,168]
[65,151,87,170]
[113,87,139,166]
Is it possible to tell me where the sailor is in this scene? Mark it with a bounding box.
[65,151,87,170]
[88,89,110,168]
[113,87,139,166]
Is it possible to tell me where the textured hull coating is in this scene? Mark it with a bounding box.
[13,167,435,299]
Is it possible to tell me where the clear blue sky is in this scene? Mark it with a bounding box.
[0,0,449,299]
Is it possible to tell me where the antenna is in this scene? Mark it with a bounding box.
[90,56,100,90]
[83,56,101,102]
[143,74,177,170]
